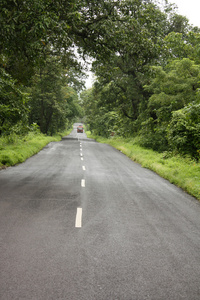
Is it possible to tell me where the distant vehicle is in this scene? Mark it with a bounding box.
[77,125,83,133]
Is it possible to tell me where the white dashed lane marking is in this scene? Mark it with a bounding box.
[75,208,82,228]
[81,179,85,187]
[76,142,85,228]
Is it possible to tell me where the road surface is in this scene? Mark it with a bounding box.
[0,123,200,300]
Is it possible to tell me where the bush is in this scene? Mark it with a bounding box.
[138,118,168,152]
[167,103,200,159]
[138,131,168,152]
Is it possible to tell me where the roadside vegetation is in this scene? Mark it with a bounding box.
[0,125,72,169]
[86,131,200,200]
[79,2,200,164]
[1,1,200,200]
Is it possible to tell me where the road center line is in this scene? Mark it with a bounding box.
[75,207,82,228]
[81,179,85,187]
[82,166,86,171]
[81,157,83,161]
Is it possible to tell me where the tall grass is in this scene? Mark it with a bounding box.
[0,127,72,168]
[86,132,200,200]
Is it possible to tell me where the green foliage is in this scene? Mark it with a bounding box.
[138,58,200,152]
[81,86,129,138]
[138,124,168,152]
[0,0,122,84]
[146,59,200,106]
[167,103,200,159]
[0,68,29,135]
[2,0,200,162]
[0,132,56,167]
[91,0,173,122]
[0,0,82,81]
[0,0,121,138]
[164,31,200,63]
[29,56,82,135]
[0,126,72,168]
[83,0,197,152]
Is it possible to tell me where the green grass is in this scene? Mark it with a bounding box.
[0,127,72,169]
[86,131,200,200]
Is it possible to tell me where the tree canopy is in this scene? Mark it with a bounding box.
[80,0,200,159]
[1,0,200,159]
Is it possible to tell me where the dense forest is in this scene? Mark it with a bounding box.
[1,0,200,158]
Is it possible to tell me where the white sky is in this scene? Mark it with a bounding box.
[169,0,200,27]
[85,72,95,89]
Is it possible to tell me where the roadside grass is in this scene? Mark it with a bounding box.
[0,127,72,169]
[86,131,200,200]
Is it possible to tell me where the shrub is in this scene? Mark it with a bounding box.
[167,103,200,159]
[139,118,168,152]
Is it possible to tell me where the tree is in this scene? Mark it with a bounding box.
[29,56,82,135]
[2,0,199,146]
[0,68,29,136]
[81,85,125,137]
[139,58,200,151]
[164,30,200,63]
[0,0,123,136]
[90,0,190,122]
[0,0,121,83]
[167,103,200,159]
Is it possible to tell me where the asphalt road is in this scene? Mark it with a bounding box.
[1,123,200,300]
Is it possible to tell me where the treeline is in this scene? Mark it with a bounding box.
[80,1,200,159]
[1,0,122,136]
[0,58,83,136]
[2,0,200,159]
[0,0,89,136]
